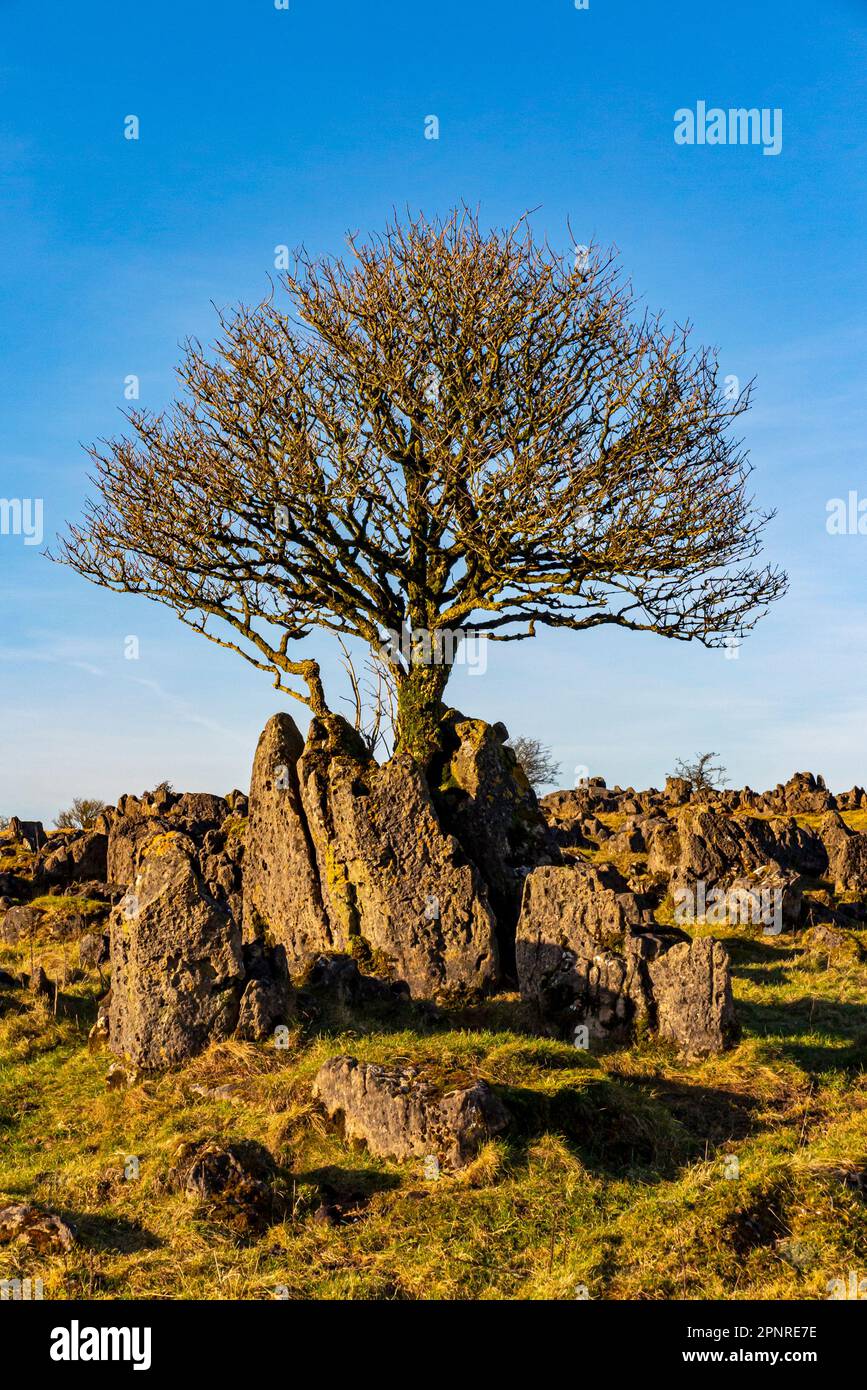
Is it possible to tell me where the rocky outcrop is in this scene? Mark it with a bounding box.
[35,829,108,888]
[313,1055,510,1167]
[722,865,803,930]
[516,863,650,1037]
[669,808,771,889]
[244,713,499,1000]
[300,718,499,998]
[7,819,46,852]
[171,792,230,834]
[236,939,293,1041]
[515,862,736,1053]
[107,814,172,888]
[664,776,692,805]
[109,832,244,1068]
[432,713,556,931]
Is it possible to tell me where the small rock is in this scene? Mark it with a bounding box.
[106,1061,134,1089]
[78,931,110,970]
[313,1055,510,1168]
[0,1203,76,1253]
[28,965,54,998]
[170,1139,284,1232]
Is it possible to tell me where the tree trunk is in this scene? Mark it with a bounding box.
[395,664,451,766]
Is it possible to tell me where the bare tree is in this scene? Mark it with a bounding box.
[508,736,561,790]
[56,207,786,764]
[54,797,106,830]
[672,752,728,794]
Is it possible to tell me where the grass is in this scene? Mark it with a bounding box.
[1,905,865,1302]
[28,896,107,920]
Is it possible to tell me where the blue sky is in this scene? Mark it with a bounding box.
[1,0,866,820]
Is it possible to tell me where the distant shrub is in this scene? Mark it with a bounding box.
[508,736,561,790]
[671,752,728,794]
[54,797,106,830]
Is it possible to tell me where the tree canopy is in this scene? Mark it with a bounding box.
[57,207,787,762]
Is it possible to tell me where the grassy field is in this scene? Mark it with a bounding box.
[1,907,866,1301]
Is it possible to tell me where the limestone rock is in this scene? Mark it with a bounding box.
[664,776,692,805]
[170,792,230,834]
[170,1138,284,1232]
[515,862,736,1052]
[301,953,411,1008]
[434,712,555,915]
[515,863,661,1039]
[109,832,244,1068]
[313,1055,510,1167]
[647,937,738,1055]
[800,922,864,963]
[78,930,109,970]
[242,713,333,958]
[669,807,776,890]
[107,813,172,887]
[7,818,46,852]
[0,904,42,944]
[298,717,499,999]
[723,865,803,930]
[781,771,834,814]
[818,811,867,892]
[36,830,108,887]
[0,1203,76,1253]
[235,940,293,1041]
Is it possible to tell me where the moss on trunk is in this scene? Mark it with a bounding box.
[395,665,451,766]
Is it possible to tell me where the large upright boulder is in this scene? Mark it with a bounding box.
[242,713,335,958]
[515,863,658,1040]
[647,938,738,1055]
[298,716,499,999]
[433,714,555,907]
[109,832,244,1068]
[818,810,867,892]
[244,713,499,1000]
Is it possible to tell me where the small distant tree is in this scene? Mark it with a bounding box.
[144,779,175,800]
[672,752,728,795]
[57,207,787,765]
[509,736,561,790]
[0,815,10,831]
[54,797,106,830]
[337,639,397,760]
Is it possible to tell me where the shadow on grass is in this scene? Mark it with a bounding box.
[61,1210,163,1253]
[294,1165,401,1199]
[739,996,867,1073]
[496,1077,692,1180]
